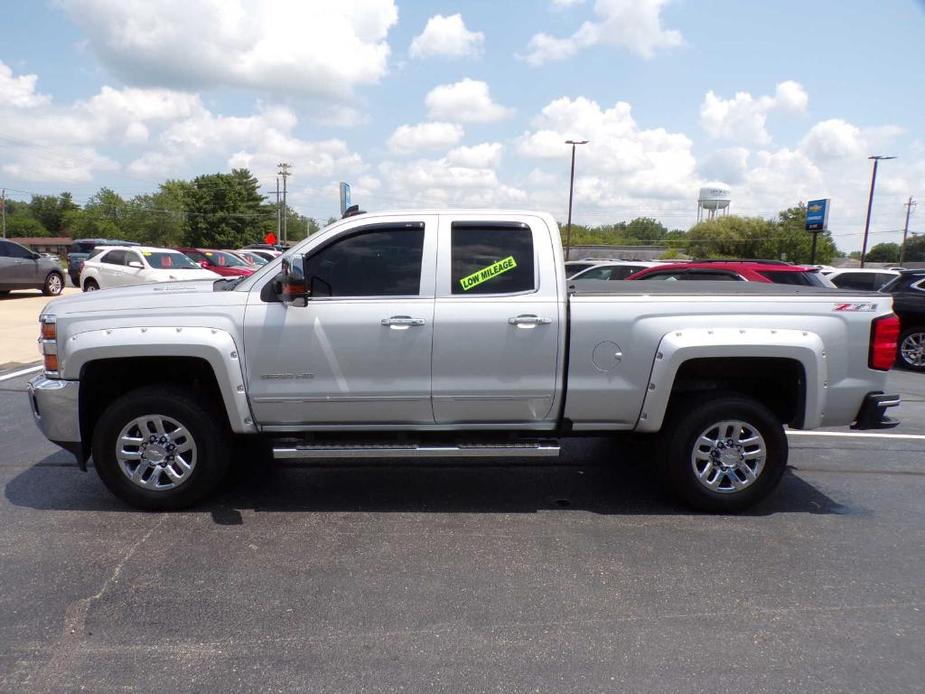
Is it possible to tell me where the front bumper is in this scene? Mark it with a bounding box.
[27,375,83,464]
[851,391,901,430]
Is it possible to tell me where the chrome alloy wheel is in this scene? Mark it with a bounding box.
[46,274,63,294]
[691,420,766,494]
[115,414,197,491]
[900,332,925,368]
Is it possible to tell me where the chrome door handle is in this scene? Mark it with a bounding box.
[508,314,552,326]
[381,316,426,327]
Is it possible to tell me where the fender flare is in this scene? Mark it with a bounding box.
[634,327,827,432]
[62,326,257,433]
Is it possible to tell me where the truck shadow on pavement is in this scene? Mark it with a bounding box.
[5,439,852,520]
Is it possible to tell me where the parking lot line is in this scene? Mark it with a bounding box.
[787,430,925,441]
[0,365,42,383]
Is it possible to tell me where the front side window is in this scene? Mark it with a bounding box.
[576,266,614,280]
[304,225,425,297]
[144,252,201,270]
[2,241,34,259]
[451,223,535,295]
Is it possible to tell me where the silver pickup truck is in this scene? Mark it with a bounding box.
[28,210,901,512]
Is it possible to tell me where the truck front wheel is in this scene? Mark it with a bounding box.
[91,386,230,510]
[660,394,787,512]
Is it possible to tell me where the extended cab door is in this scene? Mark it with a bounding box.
[243,217,438,426]
[431,215,564,425]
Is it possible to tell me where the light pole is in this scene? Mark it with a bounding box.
[860,155,896,267]
[564,139,588,261]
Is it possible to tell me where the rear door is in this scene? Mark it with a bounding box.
[431,215,563,424]
[97,250,127,287]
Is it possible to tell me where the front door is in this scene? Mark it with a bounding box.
[431,217,563,424]
[244,218,438,427]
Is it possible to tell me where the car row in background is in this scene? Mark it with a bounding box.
[0,238,66,296]
[882,269,925,372]
[80,247,223,291]
[67,238,140,286]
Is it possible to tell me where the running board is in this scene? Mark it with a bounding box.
[272,441,561,460]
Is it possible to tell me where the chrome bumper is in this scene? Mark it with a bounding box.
[27,375,81,447]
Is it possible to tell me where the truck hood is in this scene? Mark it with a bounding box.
[42,279,243,317]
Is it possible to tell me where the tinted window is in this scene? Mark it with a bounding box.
[101,250,126,265]
[451,223,535,295]
[576,266,615,280]
[685,270,742,281]
[204,250,248,267]
[1,241,34,259]
[875,273,897,289]
[304,225,425,297]
[759,270,824,286]
[184,250,205,262]
[635,271,686,281]
[565,262,595,277]
[144,252,200,269]
[829,272,875,290]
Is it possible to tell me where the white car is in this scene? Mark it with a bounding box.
[80,246,220,291]
[240,248,281,262]
[821,268,900,292]
[569,260,663,281]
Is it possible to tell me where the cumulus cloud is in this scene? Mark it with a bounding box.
[0,62,50,108]
[410,14,485,59]
[57,0,398,99]
[700,80,808,145]
[445,143,503,168]
[522,0,682,66]
[386,122,465,155]
[425,79,513,123]
[378,157,527,208]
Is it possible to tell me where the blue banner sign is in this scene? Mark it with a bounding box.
[806,198,830,232]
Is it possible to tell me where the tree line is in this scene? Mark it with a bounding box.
[3,169,325,248]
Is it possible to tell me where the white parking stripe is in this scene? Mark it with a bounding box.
[0,365,42,383]
[787,430,925,441]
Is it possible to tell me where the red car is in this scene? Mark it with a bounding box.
[626,260,832,286]
[177,248,256,277]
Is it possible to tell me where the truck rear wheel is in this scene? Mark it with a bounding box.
[91,386,230,510]
[660,394,787,512]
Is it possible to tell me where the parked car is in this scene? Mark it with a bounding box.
[177,248,257,277]
[239,246,282,262]
[880,269,925,371]
[564,260,600,278]
[29,209,899,513]
[234,249,270,266]
[67,238,139,286]
[822,268,900,291]
[0,238,65,296]
[569,261,663,281]
[80,246,220,291]
[626,260,833,286]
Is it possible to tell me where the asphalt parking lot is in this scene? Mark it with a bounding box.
[0,368,923,693]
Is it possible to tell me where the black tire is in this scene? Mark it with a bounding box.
[83,278,99,292]
[91,385,230,510]
[43,272,64,296]
[896,328,925,372]
[659,393,788,513]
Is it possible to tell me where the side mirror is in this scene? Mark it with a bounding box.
[31,252,41,260]
[128,260,144,269]
[199,260,210,269]
[279,255,307,307]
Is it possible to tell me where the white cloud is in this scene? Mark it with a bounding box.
[522,0,682,66]
[378,157,527,208]
[386,122,465,155]
[699,147,750,185]
[552,0,586,7]
[700,80,809,145]
[425,79,513,123]
[445,143,503,168]
[799,119,866,161]
[410,14,484,59]
[58,0,398,99]
[0,62,50,108]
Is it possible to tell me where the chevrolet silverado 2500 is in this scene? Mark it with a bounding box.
[27,210,901,512]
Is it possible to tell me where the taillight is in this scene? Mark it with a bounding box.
[869,314,900,371]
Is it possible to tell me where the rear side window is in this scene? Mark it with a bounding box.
[304,224,425,297]
[685,270,743,281]
[451,222,535,295]
[101,250,126,265]
[760,270,825,287]
[829,272,875,290]
[636,271,686,281]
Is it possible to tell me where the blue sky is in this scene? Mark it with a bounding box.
[1,0,923,250]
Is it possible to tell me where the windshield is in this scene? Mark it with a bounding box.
[203,250,249,267]
[143,251,202,269]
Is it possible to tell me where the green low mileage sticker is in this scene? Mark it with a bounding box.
[459,255,518,291]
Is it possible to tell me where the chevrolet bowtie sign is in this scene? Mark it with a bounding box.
[805,198,830,232]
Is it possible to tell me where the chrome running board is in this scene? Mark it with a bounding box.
[272,441,561,460]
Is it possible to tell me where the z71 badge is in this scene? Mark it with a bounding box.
[833,302,878,312]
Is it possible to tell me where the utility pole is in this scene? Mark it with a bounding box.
[564,140,588,261]
[861,155,896,267]
[1,189,6,239]
[277,163,291,244]
[276,177,281,242]
[899,195,917,266]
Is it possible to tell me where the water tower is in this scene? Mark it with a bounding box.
[697,183,732,222]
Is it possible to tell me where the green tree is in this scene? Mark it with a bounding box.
[3,198,50,237]
[686,215,775,258]
[865,242,900,263]
[184,169,272,248]
[900,236,925,263]
[28,193,79,234]
[61,188,126,238]
[624,217,668,242]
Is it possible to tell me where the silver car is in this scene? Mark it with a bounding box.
[0,239,65,296]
